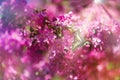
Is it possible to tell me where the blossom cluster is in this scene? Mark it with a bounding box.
[0,0,120,80]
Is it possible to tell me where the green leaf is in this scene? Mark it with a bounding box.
[107,62,115,70]
[52,75,64,80]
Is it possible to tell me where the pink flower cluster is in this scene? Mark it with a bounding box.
[0,0,120,80]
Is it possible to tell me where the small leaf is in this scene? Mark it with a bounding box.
[52,75,64,80]
[115,76,120,80]
[72,30,85,51]
[107,62,115,70]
